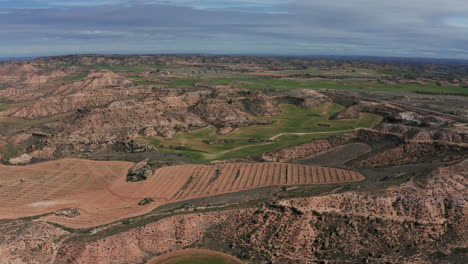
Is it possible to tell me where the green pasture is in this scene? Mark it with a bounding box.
[142,103,382,163]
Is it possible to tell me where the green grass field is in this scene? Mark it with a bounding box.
[142,103,382,163]
[126,75,143,79]
[152,73,468,94]
[238,79,468,94]
[60,75,86,81]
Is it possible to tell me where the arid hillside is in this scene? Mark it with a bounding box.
[0,55,466,264]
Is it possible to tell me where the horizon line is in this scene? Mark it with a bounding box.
[2,53,468,65]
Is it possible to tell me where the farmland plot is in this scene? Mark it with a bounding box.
[0,159,365,228]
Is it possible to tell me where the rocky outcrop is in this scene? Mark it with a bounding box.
[295,89,332,108]
[194,100,251,127]
[8,153,32,165]
[138,198,155,206]
[193,99,272,134]
[350,141,467,168]
[331,101,403,120]
[54,208,80,218]
[127,159,153,182]
[261,133,355,162]
[113,140,153,153]
[50,71,133,96]
[40,104,206,156]
[398,111,447,126]
[81,71,132,90]
[245,92,281,116]
[10,88,145,118]
[376,123,468,144]
[23,74,50,85]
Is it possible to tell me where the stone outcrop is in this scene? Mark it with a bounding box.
[113,140,153,153]
[261,133,354,162]
[8,154,32,165]
[331,101,402,120]
[127,159,153,182]
[54,208,80,218]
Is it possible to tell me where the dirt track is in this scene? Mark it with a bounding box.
[0,159,365,228]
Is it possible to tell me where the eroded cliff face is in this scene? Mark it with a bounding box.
[260,134,354,162]
[34,88,296,157]
[3,64,326,158]
[2,159,462,264]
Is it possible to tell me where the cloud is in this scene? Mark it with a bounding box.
[3,0,291,12]
[0,1,468,58]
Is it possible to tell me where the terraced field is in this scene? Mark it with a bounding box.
[0,159,365,228]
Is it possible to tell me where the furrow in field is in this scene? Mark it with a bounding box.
[205,164,229,194]
[217,164,234,193]
[238,163,254,190]
[191,166,215,197]
[231,165,246,191]
[246,163,260,189]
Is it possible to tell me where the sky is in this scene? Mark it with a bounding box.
[0,0,468,58]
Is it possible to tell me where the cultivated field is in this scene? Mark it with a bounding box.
[144,70,468,94]
[147,248,244,264]
[0,159,365,228]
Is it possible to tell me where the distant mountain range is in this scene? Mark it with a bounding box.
[311,55,468,65]
[0,56,37,62]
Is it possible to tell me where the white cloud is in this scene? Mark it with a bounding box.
[1,1,468,58]
[444,16,468,28]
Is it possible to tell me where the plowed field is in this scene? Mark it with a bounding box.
[0,159,365,228]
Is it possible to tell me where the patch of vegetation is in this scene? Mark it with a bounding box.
[89,64,151,72]
[0,143,23,162]
[64,63,177,72]
[0,112,74,130]
[126,75,143,79]
[412,91,468,96]
[60,75,86,81]
[159,76,256,87]
[279,67,378,77]
[136,80,162,85]
[377,69,462,79]
[209,169,222,184]
[165,78,199,86]
[239,79,468,94]
[142,103,381,163]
